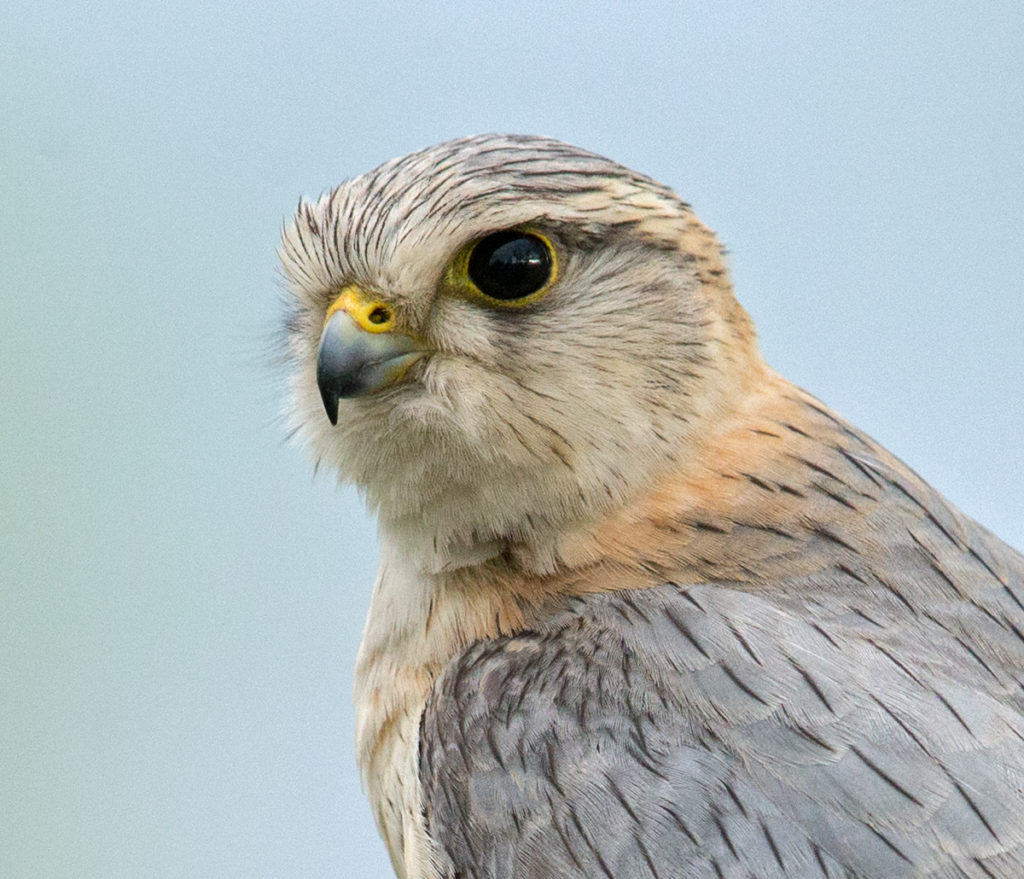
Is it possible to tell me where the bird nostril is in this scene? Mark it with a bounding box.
[368,306,391,325]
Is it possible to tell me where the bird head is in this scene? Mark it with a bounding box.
[280,135,762,572]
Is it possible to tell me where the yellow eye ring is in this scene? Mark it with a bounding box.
[447,228,558,307]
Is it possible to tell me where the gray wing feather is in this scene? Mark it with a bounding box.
[421,582,1024,878]
[420,435,1024,878]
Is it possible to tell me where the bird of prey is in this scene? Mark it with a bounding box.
[280,135,1024,878]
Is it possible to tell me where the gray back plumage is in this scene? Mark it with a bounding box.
[420,400,1024,878]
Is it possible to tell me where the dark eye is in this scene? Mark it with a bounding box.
[467,231,554,301]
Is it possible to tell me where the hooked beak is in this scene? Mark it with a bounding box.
[315,288,424,424]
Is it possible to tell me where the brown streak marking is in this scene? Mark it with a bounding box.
[869,694,930,752]
[873,572,918,615]
[605,773,642,824]
[849,744,924,806]
[635,835,663,879]
[568,809,616,879]
[949,776,1000,842]
[883,469,968,550]
[761,820,786,872]
[953,635,1001,682]
[811,481,858,511]
[932,689,975,736]
[860,822,913,864]
[868,640,925,686]
[974,858,998,878]
[1003,582,1024,614]
[741,471,776,492]
[663,606,711,659]
[659,804,699,846]
[810,621,841,650]
[711,813,739,860]
[549,799,586,872]
[789,454,847,484]
[727,620,764,666]
[794,722,837,752]
[810,524,858,554]
[811,843,831,876]
[851,606,884,626]
[789,657,836,714]
[837,448,885,488]
[721,662,769,706]
[835,562,866,584]
[930,559,967,599]
[723,780,748,818]
[969,545,1009,587]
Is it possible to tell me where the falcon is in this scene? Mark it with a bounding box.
[280,135,1024,878]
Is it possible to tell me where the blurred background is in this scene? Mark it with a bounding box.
[2,2,1022,876]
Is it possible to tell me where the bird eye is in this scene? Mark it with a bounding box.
[467,231,554,302]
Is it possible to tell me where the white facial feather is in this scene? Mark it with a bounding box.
[281,134,761,574]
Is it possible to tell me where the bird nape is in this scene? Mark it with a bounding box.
[280,135,1024,879]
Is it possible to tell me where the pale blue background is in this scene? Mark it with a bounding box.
[3,2,1022,877]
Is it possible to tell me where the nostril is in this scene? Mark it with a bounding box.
[368,306,391,325]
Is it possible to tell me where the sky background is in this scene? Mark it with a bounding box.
[3,2,1023,877]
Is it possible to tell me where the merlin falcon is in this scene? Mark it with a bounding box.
[280,135,1024,878]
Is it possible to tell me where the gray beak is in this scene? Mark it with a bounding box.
[315,310,423,424]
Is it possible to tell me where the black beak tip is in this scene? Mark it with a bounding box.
[316,341,344,425]
[318,382,340,426]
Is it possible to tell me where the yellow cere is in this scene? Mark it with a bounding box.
[324,286,396,333]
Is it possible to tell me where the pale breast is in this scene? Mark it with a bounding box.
[353,549,534,878]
